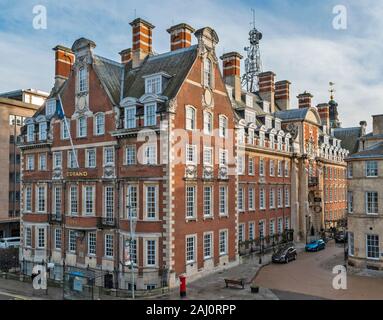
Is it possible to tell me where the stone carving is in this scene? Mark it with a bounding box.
[203,166,214,179]
[103,165,115,178]
[218,166,228,179]
[168,98,177,113]
[185,165,197,179]
[285,123,298,140]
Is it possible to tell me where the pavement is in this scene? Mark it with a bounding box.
[160,243,307,300]
[255,240,383,300]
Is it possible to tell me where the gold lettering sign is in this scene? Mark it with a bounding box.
[67,171,88,177]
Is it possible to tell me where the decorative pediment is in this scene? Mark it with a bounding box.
[35,115,47,123]
[139,93,167,104]
[120,97,138,107]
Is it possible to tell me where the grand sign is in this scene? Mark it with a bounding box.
[67,171,88,177]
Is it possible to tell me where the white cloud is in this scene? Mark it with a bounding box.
[0,0,381,129]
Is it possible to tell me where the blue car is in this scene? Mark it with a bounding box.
[305,239,326,252]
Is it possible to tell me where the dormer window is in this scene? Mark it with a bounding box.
[203,58,212,88]
[46,99,56,116]
[275,120,281,131]
[144,104,157,126]
[245,95,253,107]
[39,122,47,141]
[27,124,34,142]
[145,76,162,94]
[125,106,136,129]
[265,117,272,129]
[245,111,255,124]
[269,134,275,149]
[78,67,88,92]
[259,131,265,147]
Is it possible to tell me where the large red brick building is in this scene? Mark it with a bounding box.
[18,17,348,290]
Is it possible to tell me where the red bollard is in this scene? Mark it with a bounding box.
[179,275,186,298]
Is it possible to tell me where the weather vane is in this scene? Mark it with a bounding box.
[329,82,336,100]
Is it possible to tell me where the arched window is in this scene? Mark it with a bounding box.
[203,58,212,87]
[94,113,105,135]
[186,106,196,130]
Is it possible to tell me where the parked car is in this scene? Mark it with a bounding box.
[335,231,348,243]
[305,239,326,252]
[0,237,20,249]
[272,245,297,263]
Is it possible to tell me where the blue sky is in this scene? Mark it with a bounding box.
[0,0,382,128]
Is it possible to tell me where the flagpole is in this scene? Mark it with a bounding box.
[57,94,80,169]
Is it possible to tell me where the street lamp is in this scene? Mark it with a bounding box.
[126,191,137,299]
[258,221,263,264]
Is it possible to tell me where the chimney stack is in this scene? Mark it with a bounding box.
[167,23,195,51]
[52,45,75,82]
[220,52,243,102]
[372,114,383,136]
[130,18,155,68]
[275,80,290,110]
[297,91,313,109]
[316,103,330,134]
[119,48,132,64]
[258,71,276,113]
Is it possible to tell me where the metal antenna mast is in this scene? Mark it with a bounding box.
[242,8,263,93]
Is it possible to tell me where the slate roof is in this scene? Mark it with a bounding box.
[274,108,309,121]
[123,45,198,100]
[347,141,383,159]
[93,55,123,105]
[332,127,362,154]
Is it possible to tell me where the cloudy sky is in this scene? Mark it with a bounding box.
[0,0,382,129]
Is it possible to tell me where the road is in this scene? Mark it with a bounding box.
[255,240,383,300]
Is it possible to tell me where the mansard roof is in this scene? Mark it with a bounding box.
[347,141,383,160]
[274,107,321,125]
[332,126,362,155]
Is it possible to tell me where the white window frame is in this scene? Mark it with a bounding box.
[69,185,78,216]
[144,103,157,126]
[125,106,136,129]
[61,119,70,140]
[186,235,196,264]
[39,122,47,141]
[38,153,47,171]
[219,115,228,138]
[77,116,87,138]
[85,148,96,168]
[103,147,115,166]
[145,239,157,267]
[248,185,255,211]
[203,232,213,260]
[203,185,213,218]
[186,144,197,165]
[203,147,213,166]
[83,185,95,216]
[219,185,228,216]
[55,228,62,250]
[143,143,157,165]
[88,232,96,255]
[26,155,34,171]
[145,184,158,220]
[219,229,228,256]
[366,161,378,177]
[366,234,380,260]
[203,111,213,135]
[104,234,114,258]
[366,191,379,215]
[125,145,137,165]
[94,113,105,136]
[186,106,196,131]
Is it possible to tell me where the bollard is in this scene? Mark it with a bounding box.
[179,275,186,298]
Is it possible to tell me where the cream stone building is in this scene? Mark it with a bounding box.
[0,90,47,237]
[347,114,383,271]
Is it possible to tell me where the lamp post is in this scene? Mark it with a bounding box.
[126,192,137,299]
[258,221,263,264]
